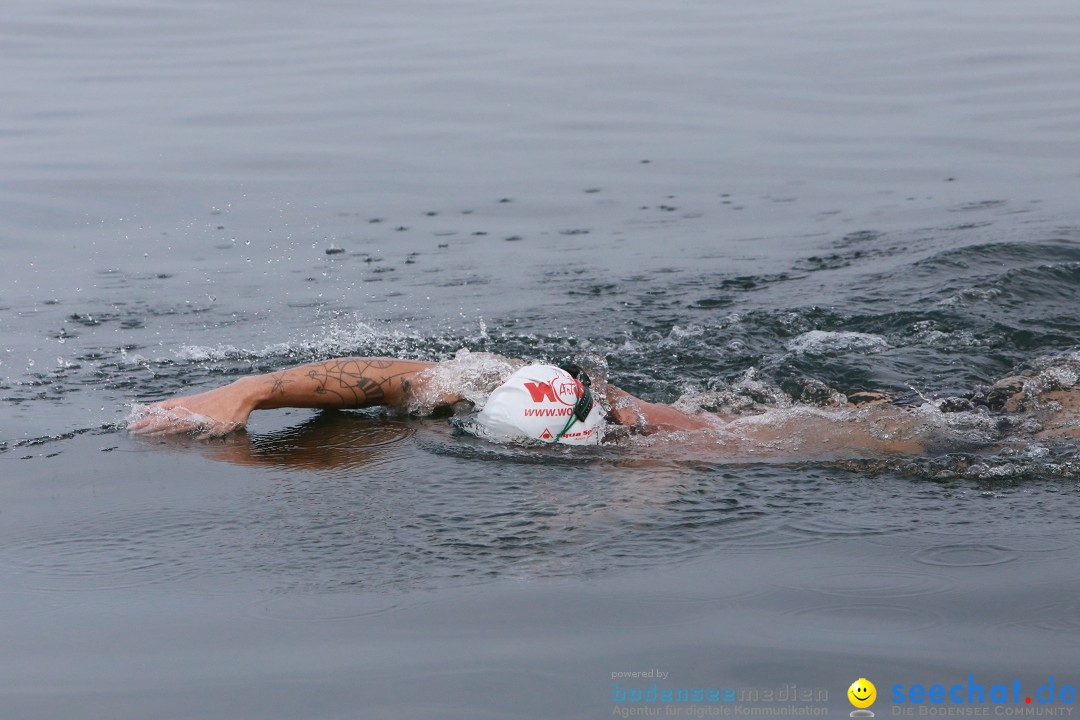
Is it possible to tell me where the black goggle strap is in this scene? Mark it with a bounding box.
[552,364,594,442]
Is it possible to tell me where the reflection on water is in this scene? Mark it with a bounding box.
[199,412,414,475]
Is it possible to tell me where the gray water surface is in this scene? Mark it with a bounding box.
[3,0,1080,717]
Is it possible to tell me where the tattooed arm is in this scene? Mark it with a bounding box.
[128,357,449,436]
[256,358,436,410]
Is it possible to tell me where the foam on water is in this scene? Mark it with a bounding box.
[407,349,522,415]
[173,319,443,364]
[786,330,890,356]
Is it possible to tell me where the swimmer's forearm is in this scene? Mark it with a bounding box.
[604,384,715,432]
[128,357,446,437]
[240,357,439,411]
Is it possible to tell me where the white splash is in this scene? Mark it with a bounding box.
[407,349,522,415]
[787,330,889,356]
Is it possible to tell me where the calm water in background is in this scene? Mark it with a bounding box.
[3,0,1080,717]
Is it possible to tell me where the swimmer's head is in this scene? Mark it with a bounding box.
[460,363,605,445]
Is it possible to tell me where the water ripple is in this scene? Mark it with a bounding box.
[0,509,249,591]
[778,568,952,599]
[783,603,945,634]
[912,543,1019,568]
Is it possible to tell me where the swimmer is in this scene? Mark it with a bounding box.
[126,353,1080,458]
[127,355,713,440]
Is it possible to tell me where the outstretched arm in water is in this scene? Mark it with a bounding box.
[128,358,443,436]
[128,355,715,437]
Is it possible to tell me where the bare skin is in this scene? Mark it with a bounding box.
[128,358,441,437]
[603,384,718,433]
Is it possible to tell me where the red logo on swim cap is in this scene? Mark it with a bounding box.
[522,373,583,406]
[550,375,583,407]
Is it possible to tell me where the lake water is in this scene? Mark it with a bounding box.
[2,0,1080,717]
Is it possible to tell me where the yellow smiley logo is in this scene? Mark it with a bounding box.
[848,678,876,709]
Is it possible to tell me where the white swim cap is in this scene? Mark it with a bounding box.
[473,364,605,445]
